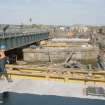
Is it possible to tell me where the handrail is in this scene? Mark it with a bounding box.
[0,31,49,38]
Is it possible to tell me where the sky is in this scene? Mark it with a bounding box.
[0,0,105,25]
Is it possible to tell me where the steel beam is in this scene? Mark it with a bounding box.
[0,32,49,50]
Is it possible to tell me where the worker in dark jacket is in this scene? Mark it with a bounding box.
[0,45,12,82]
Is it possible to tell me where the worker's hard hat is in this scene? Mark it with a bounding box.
[0,45,6,50]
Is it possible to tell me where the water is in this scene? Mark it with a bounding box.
[0,92,105,105]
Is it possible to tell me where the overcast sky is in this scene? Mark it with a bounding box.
[0,0,105,25]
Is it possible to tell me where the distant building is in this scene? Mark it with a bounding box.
[101,26,105,34]
[59,26,65,31]
[70,25,89,33]
[89,26,105,34]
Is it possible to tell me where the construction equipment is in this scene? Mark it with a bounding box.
[63,51,79,68]
[97,55,105,70]
[85,86,105,97]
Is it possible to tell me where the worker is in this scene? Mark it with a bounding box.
[0,45,12,82]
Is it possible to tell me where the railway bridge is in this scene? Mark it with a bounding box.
[0,31,49,63]
[0,31,49,51]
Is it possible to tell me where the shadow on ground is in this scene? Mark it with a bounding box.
[0,92,105,105]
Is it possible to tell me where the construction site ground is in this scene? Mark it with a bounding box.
[0,79,105,105]
[6,63,105,86]
[0,78,105,100]
[0,63,105,105]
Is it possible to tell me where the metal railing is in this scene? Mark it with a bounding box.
[0,31,49,38]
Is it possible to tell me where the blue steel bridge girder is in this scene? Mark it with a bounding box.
[0,32,49,51]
